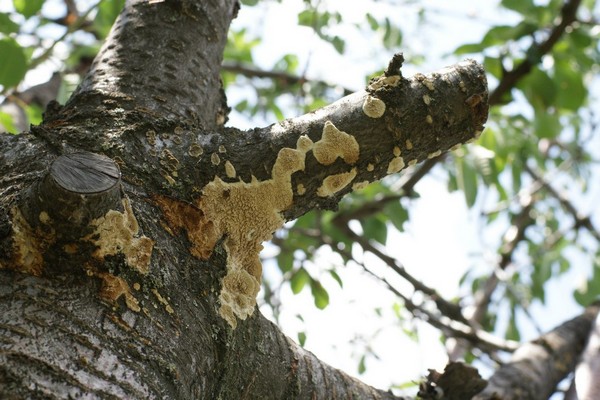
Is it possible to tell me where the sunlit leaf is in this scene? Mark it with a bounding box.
[554,61,586,111]
[277,250,294,273]
[0,38,27,88]
[385,201,408,232]
[0,111,17,134]
[358,355,366,374]
[310,279,329,309]
[297,331,306,347]
[361,216,387,245]
[291,268,310,294]
[0,12,19,34]
[455,156,478,208]
[13,0,44,18]
[329,270,343,288]
[94,0,125,39]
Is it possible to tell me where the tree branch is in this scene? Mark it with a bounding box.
[60,0,238,129]
[489,0,582,105]
[474,301,600,399]
[221,62,355,96]
[525,164,600,242]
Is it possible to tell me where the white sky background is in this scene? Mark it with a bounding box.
[228,0,600,395]
[4,0,600,396]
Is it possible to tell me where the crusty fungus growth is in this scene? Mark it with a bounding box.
[3,206,50,276]
[87,198,154,275]
[95,271,141,312]
[188,143,203,158]
[317,168,357,197]
[387,157,405,174]
[297,184,306,195]
[428,150,442,159]
[362,95,386,118]
[188,121,363,328]
[352,180,370,191]
[368,74,401,91]
[312,121,359,165]
[198,137,311,328]
[153,195,219,260]
[224,161,236,179]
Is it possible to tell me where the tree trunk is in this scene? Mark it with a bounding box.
[0,1,491,398]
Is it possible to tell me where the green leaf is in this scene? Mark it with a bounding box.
[454,43,487,55]
[329,270,343,288]
[310,279,329,309]
[505,311,521,341]
[574,264,600,306]
[361,216,387,245]
[330,36,345,54]
[358,355,366,374]
[385,200,408,232]
[94,0,126,39]
[0,111,17,134]
[554,61,586,111]
[365,13,378,30]
[455,156,478,208]
[534,112,560,139]
[0,13,19,34]
[240,0,259,5]
[298,10,316,27]
[501,0,534,15]
[290,268,310,294]
[0,38,27,88]
[277,250,294,273]
[519,67,556,108]
[297,331,306,347]
[13,0,44,18]
[481,23,537,47]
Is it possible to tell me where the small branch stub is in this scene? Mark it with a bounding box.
[21,151,122,238]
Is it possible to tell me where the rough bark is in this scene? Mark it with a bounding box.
[474,302,600,400]
[1,0,489,399]
[566,312,600,399]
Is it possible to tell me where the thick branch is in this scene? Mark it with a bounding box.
[62,0,238,129]
[218,312,410,399]
[474,302,600,400]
